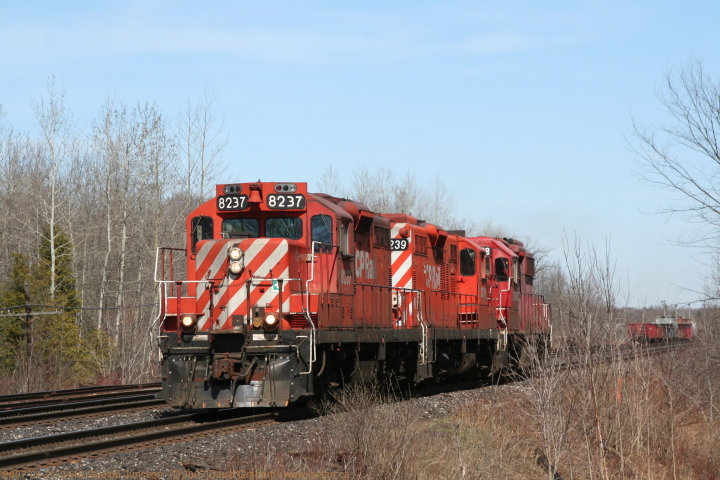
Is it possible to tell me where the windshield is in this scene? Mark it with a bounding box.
[222,218,260,237]
[265,217,303,240]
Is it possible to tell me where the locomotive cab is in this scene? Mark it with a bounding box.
[468,237,550,336]
[469,237,518,330]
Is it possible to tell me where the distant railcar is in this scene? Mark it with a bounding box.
[627,316,695,342]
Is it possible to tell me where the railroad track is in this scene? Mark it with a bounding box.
[0,377,484,472]
[547,341,686,370]
[0,394,166,429]
[0,343,687,472]
[0,408,299,472]
[0,382,161,410]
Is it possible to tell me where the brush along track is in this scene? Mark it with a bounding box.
[0,408,300,472]
[0,383,161,410]
[0,394,166,429]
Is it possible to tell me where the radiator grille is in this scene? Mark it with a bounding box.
[287,314,314,329]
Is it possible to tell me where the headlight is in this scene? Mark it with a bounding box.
[180,315,196,331]
[264,313,279,331]
[228,246,243,261]
[229,261,243,274]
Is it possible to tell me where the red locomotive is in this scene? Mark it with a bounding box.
[627,316,695,342]
[155,182,551,408]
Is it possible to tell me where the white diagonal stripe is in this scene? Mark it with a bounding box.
[392,256,412,287]
[207,246,228,281]
[252,240,288,281]
[196,240,215,265]
[225,240,288,319]
[254,267,290,308]
[198,239,272,329]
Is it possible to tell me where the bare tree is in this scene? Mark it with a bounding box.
[176,87,228,204]
[31,77,78,300]
[416,174,455,225]
[351,164,396,212]
[0,83,234,389]
[393,171,419,214]
[631,58,720,259]
[318,166,481,234]
[316,164,345,197]
[0,109,30,269]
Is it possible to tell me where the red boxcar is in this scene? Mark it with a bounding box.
[627,316,694,342]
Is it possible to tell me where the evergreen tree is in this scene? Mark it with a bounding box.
[0,254,30,371]
[0,226,114,388]
[35,226,96,383]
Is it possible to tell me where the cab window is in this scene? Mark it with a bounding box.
[495,258,509,281]
[222,218,259,238]
[339,221,350,255]
[190,216,213,253]
[312,215,333,252]
[460,248,476,276]
[266,217,303,240]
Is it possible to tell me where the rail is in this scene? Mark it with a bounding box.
[0,382,160,406]
[0,395,164,429]
[0,409,291,471]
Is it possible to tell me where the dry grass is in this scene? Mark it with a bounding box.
[226,342,720,480]
[228,383,537,480]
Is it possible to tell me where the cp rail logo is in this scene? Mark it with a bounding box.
[354,250,375,280]
[424,264,441,289]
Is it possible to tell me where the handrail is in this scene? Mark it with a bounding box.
[298,240,336,375]
[496,277,512,351]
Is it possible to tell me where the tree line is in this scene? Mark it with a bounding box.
[0,78,227,391]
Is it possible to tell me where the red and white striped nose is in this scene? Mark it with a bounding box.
[194,238,291,331]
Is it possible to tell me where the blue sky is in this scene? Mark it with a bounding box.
[2,1,719,307]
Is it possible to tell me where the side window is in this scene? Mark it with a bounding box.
[495,257,509,281]
[526,257,536,276]
[312,215,333,252]
[525,257,535,285]
[460,248,476,276]
[339,221,349,256]
[191,216,213,253]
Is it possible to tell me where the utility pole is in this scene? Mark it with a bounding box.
[0,283,64,392]
[24,282,33,392]
[0,287,63,392]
